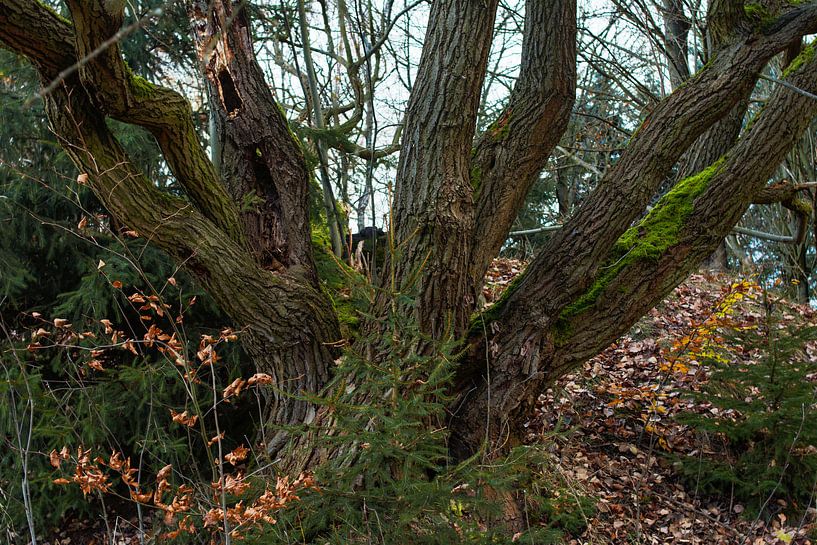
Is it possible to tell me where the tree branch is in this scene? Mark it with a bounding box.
[59,0,245,245]
[498,6,817,329]
[0,0,73,79]
[190,0,318,274]
[732,226,796,243]
[469,0,577,287]
[449,43,817,458]
[551,42,817,373]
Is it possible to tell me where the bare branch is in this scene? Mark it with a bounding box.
[733,226,796,243]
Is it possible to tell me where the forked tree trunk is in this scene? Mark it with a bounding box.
[4,0,817,485]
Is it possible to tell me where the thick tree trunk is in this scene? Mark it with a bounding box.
[191,0,318,279]
[673,0,752,272]
[4,0,817,489]
[449,26,817,459]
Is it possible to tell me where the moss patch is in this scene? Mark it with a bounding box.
[487,110,512,141]
[783,42,816,78]
[312,221,367,338]
[469,164,482,194]
[552,157,726,342]
[744,3,773,26]
[38,0,71,24]
[123,60,158,100]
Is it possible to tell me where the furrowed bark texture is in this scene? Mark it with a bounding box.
[63,0,245,244]
[380,0,499,339]
[554,48,817,373]
[190,0,318,277]
[0,0,339,458]
[469,0,577,289]
[676,0,781,270]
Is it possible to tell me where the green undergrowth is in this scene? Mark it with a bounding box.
[673,308,817,517]
[253,307,594,545]
[470,163,483,194]
[552,158,726,343]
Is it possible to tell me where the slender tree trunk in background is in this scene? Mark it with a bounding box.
[297,0,345,258]
[795,246,810,303]
[662,0,691,90]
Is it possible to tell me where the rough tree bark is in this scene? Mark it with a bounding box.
[0,0,340,458]
[673,0,749,271]
[3,0,817,476]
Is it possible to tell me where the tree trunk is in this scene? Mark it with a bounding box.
[375,0,499,339]
[4,0,817,486]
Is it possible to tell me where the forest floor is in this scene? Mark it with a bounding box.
[483,258,817,544]
[42,260,817,545]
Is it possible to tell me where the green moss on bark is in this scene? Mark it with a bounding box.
[312,218,366,337]
[487,111,512,141]
[37,0,71,24]
[551,157,726,344]
[470,164,482,193]
[783,43,816,78]
[744,3,773,26]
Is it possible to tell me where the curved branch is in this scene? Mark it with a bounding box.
[58,0,245,245]
[0,0,73,79]
[733,226,796,243]
[449,43,817,458]
[499,5,817,329]
[469,0,577,285]
[2,0,341,459]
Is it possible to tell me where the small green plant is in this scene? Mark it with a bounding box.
[255,295,589,545]
[674,294,817,517]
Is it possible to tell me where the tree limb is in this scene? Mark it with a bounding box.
[380,0,500,337]
[552,42,817,373]
[499,5,817,328]
[469,0,577,287]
